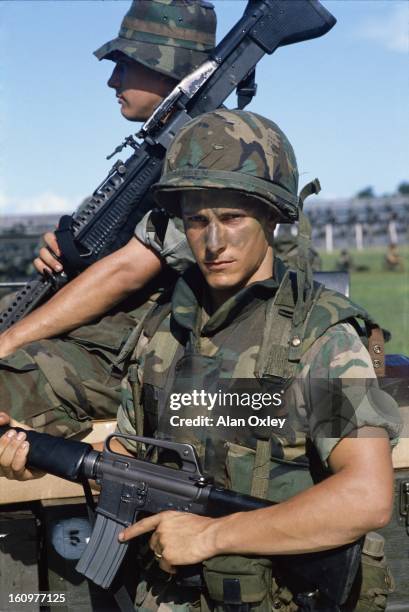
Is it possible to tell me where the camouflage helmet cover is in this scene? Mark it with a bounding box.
[152,109,300,222]
[94,0,216,81]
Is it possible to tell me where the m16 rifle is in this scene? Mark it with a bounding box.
[0,0,336,333]
[0,425,361,610]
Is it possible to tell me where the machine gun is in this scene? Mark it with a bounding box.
[0,426,361,609]
[0,0,336,332]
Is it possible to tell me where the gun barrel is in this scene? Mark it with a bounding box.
[0,282,28,289]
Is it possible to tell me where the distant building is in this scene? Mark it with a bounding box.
[304,195,409,251]
[0,214,61,236]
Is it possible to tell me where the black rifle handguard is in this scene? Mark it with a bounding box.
[0,425,95,481]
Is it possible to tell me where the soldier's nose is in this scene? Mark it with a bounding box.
[107,65,121,89]
[205,222,226,258]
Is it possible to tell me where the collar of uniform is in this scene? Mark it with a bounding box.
[171,258,287,336]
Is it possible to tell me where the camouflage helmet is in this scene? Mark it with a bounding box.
[152,109,300,222]
[94,0,216,81]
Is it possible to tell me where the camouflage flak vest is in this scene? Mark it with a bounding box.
[131,266,383,474]
[126,266,384,610]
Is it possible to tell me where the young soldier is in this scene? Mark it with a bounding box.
[0,110,399,609]
[0,0,216,437]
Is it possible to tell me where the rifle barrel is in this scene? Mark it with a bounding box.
[0,282,28,288]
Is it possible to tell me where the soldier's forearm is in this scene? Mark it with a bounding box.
[0,238,162,357]
[208,435,394,557]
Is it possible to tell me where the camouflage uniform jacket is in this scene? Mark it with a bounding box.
[117,260,400,496]
[115,259,400,609]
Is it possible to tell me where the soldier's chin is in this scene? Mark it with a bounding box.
[205,273,244,292]
[119,104,146,122]
[121,109,145,122]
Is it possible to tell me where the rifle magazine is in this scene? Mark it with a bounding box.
[76,512,129,589]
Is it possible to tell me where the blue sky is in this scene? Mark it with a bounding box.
[0,0,408,215]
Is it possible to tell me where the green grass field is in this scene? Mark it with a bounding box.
[319,245,409,356]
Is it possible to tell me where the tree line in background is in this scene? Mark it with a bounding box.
[357,181,409,199]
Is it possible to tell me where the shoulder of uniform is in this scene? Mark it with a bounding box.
[299,320,375,377]
[302,320,364,360]
[301,285,371,355]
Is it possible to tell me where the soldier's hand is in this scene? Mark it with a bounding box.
[0,412,43,481]
[33,232,63,275]
[118,511,219,573]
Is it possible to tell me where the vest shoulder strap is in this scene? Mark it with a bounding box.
[255,270,322,383]
[257,272,384,382]
[115,292,173,370]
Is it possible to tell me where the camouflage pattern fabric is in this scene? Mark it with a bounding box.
[151,109,300,222]
[0,295,157,437]
[94,0,216,80]
[116,263,400,608]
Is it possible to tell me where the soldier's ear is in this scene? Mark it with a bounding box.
[266,211,278,234]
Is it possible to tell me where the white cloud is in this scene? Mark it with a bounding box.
[0,191,79,215]
[356,3,409,54]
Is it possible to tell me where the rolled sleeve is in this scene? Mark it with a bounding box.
[134,211,194,273]
[299,323,402,465]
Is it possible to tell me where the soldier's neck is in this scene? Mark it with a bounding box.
[207,254,275,313]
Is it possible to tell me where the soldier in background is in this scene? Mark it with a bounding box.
[336,248,354,272]
[0,0,324,439]
[0,0,216,437]
[35,0,216,276]
[335,250,370,274]
[384,243,404,272]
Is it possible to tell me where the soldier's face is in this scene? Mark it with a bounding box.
[107,57,175,121]
[181,190,277,305]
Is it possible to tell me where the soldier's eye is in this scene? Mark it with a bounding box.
[221,213,244,222]
[185,215,208,224]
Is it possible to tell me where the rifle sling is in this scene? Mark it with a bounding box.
[56,214,91,276]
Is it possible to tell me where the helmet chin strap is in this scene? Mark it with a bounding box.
[292,178,321,330]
